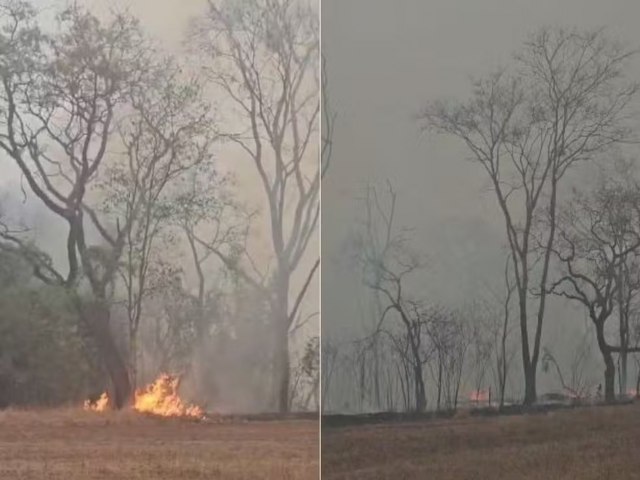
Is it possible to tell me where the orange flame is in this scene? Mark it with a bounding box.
[133,373,204,419]
[469,389,490,402]
[84,392,110,412]
[82,373,204,419]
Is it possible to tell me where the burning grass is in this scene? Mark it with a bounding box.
[84,373,204,419]
[322,401,640,479]
[0,407,318,479]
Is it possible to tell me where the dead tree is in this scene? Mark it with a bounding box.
[422,27,638,404]
[320,340,339,413]
[549,179,640,402]
[352,182,432,412]
[189,0,319,413]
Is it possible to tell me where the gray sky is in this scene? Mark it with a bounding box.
[321,0,640,358]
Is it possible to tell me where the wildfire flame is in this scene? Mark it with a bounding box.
[469,389,490,402]
[84,391,110,412]
[134,373,204,419]
[83,373,204,419]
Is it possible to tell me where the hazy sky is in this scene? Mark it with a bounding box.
[321,0,640,359]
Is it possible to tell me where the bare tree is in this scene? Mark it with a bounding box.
[352,182,432,412]
[422,27,638,405]
[320,340,338,413]
[549,178,640,401]
[467,302,496,406]
[289,335,319,410]
[189,0,319,413]
[427,309,470,411]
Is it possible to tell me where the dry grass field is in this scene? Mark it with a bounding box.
[322,403,640,479]
[0,408,318,480]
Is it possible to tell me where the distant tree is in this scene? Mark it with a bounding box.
[290,335,319,410]
[549,176,640,401]
[320,340,339,413]
[427,309,470,411]
[422,27,638,405]
[353,181,431,412]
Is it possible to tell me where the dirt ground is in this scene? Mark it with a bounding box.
[0,408,318,480]
[322,402,640,480]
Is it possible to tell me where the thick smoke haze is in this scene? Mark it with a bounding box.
[322,0,640,410]
[0,0,319,413]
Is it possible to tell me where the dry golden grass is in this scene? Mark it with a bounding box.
[0,407,318,479]
[322,403,640,479]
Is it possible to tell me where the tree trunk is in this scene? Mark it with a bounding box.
[373,337,382,410]
[129,333,138,391]
[596,323,616,403]
[83,302,132,409]
[603,352,616,402]
[414,363,426,412]
[273,320,290,413]
[518,287,537,406]
[436,358,443,411]
[523,363,537,406]
[619,353,628,396]
[268,269,291,414]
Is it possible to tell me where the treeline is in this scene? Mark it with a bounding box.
[324,27,640,413]
[0,0,319,413]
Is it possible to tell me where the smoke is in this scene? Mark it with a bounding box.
[0,0,319,414]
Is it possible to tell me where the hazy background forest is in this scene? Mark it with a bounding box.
[0,0,319,414]
[322,0,640,413]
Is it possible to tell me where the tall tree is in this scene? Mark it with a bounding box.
[113,66,213,389]
[190,0,319,412]
[353,182,430,412]
[421,27,638,404]
[0,2,213,407]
